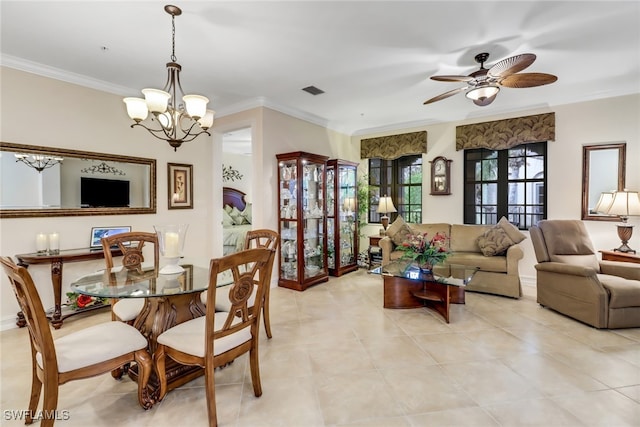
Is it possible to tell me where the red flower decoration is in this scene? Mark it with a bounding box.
[76,294,93,308]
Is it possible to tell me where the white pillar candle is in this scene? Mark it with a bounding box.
[164,232,180,257]
[48,233,59,252]
[36,233,47,253]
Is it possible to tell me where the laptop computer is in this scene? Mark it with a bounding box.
[89,226,132,249]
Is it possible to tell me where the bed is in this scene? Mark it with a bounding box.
[222,187,252,255]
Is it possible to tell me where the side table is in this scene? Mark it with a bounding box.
[15,247,123,329]
[600,250,640,264]
[368,235,383,269]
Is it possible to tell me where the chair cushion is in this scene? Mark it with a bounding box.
[156,312,251,358]
[538,220,600,271]
[598,274,640,308]
[37,321,147,373]
[113,299,145,322]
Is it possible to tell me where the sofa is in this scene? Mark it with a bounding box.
[379,216,526,298]
[531,219,640,328]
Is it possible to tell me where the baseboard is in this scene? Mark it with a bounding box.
[521,275,536,288]
[1,314,18,332]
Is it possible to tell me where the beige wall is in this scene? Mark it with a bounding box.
[1,65,638,328]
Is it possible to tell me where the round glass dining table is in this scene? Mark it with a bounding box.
[70,258,233,408]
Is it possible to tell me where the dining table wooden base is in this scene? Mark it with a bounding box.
[130,292,207,406]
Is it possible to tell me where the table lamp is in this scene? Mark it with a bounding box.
[377,195,397,231]
[605,190,640,253]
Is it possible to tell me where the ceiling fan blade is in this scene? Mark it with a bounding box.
[499,73,558,88]
[488,53,536,77]
[473,93,497,106]
[430,75,474,83]
[423,87,467,105]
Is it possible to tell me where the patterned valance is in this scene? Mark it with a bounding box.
[361,131,427,160]
[456,112,555,151]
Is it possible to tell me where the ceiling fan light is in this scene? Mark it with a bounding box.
[466,85,500,101]
[142,88,171,113]
[183,94,209,120]
[123,97,149,121]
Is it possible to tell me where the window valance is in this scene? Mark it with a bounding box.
[361,131,427,160]
[456,112,555,151]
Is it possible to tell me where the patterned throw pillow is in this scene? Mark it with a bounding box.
[392,224,414,246]
[477,226,515,256]
[385,216,406,240]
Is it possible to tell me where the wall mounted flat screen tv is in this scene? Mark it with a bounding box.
[81,177,130,208]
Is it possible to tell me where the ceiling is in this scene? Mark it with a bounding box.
[1,1,639,136]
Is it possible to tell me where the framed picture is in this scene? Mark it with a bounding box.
[89,226,132,248]
[168,163,193,209]
[430,156,452,195]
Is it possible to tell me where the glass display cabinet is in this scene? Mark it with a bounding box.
[276,152,329,291]
[327,159,359,276]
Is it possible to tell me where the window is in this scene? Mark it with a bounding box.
[369,155,422,223]
[463,142,546,229]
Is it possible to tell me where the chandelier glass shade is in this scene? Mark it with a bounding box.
[14,153,63,172]
[123,5,214,151]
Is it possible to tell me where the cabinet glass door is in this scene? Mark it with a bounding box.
[302,160,325,278]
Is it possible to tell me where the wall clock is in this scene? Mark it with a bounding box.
[430,156,452,195]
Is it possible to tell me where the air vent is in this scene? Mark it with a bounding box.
[302,86,325,96]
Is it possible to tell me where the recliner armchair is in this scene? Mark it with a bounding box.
[530,219,640,328]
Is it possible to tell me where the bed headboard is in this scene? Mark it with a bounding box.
[223,187,247,211]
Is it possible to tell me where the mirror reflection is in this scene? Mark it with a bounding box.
[581,142,625,221]
[0,142,156,218]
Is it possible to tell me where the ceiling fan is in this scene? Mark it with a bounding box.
[423,52,558,107]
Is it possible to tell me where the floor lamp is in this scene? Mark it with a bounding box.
[605,190,640,254]
[377,195,397,232]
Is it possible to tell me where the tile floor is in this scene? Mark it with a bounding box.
[1,269,639,426]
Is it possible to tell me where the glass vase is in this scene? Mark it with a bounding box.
[154,224,188,274]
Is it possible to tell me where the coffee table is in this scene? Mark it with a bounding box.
[370,261,478,323]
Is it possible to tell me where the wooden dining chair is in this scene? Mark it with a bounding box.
[0,256,153,426]
[155,247,275,427]
[101,231,159,323]
[208,229,280,338]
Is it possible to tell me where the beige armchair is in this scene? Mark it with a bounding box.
[530,219,640,328]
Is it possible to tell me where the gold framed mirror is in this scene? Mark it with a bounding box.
[581,142,625,221]
[0,142,156,218]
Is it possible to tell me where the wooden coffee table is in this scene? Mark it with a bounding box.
[370,262,478,323]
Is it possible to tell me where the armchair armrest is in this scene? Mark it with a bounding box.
[535,262,598,277]
[600,260,640,280]
[379,236,394,266]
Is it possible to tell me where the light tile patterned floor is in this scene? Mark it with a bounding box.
[1,269,639,426]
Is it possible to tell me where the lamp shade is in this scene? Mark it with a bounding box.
[606,190,640,217]
[123,97,149,121]
[593,191,615,214]
[142,88,171,113]
[183,94,209,120]
[377,196,397,214]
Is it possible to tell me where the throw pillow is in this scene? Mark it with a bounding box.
[224,204,233,214]
[241,203,252,224]
[392,224,413,246]
[230,206,244,225]
[222,210,235,226]
[497,216,527,244]
[477,226,515,256]
[385,215,406,241]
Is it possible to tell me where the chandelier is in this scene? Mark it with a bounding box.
[123,5,215,151]
[14,153,63,172]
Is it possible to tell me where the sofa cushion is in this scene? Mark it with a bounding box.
[477,226,515,256]
[497,216,527,244]
[450,224,492,252]
[447,252,507,273]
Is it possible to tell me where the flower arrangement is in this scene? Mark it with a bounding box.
[396,232,450,270]
[66,292,107,310]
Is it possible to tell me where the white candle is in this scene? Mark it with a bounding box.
[164,232,179,257]
[48,233,59,252]
[36,233,47,253]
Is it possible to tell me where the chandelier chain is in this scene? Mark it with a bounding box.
[170,13,176,63]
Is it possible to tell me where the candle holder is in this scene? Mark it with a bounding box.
[48,232,60,255]
[154,224,188,274]
[36,233,48,254]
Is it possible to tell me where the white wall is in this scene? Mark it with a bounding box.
[0,67,215,329]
